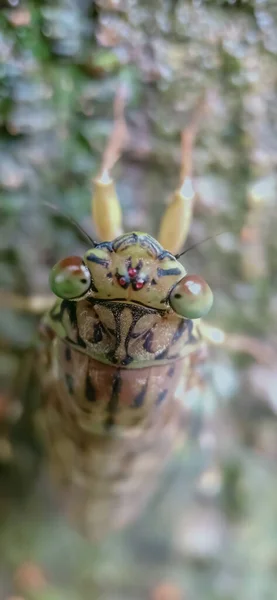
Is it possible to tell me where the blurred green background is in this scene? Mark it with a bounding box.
[1,0,277,599]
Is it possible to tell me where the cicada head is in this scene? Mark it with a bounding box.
[50,232,213,319]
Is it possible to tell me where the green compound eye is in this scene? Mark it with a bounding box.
[169,274,213,319]
[50,256,91,300]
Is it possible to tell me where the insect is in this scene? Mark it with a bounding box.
[37,91,214,539]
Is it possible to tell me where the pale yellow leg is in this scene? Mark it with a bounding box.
[157,177,195,255]
[92,170,123,242]
[158,95,207,255]
[91,86,128,242]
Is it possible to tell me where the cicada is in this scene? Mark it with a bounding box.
[37,92,214,539]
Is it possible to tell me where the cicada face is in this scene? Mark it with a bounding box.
[50,231,213,318]
[50,232,185,308]
[83,232,187,310]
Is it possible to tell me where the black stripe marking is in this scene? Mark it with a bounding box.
[65,300,78,327]
[154,321,190,361]
[86,254,109,268]
[172,319,189,343]
[155,348,168,360]
[62,300,87,349]
[96,241,113,252]
[91,322,103,343]
[113,233,164,257]
[85,375,96,402]
[90,278,99,293]
[132,382,148,408]
[87,297,167,314]
[123,307,150,364]
[65,373,74,395]
[157,267,182,277]
[65,346,71,362]
[50,300,86,348]
[184,319,197,345]
[106,307,122,364]
[155,320,196,362]
[143,329,155,354]
[126,256,132,269]
[121,304,138,365]
[157,250,175,261]
[113,233,138,250]
[136,259,143,270]
[140,236,162,256]
[105,370,122,429]
[167,366,175,378]
[50,300,69,323]
[121,356,134,366]
[156,389,168,405]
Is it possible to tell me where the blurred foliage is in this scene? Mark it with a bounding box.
[1,0,277,599]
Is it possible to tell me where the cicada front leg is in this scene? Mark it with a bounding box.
[91,86,128,242]
[158,96,207,256]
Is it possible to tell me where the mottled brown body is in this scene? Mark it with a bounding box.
[39,231,208,539]
[39,300,206,538]
[42,337,190,432]
[40,386,186,539]
[39,336,201,538]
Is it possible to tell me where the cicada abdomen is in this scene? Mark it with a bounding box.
[39,345,194,539]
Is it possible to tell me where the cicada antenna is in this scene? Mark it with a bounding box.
[175,232,227,259]
[43,201,97,247]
